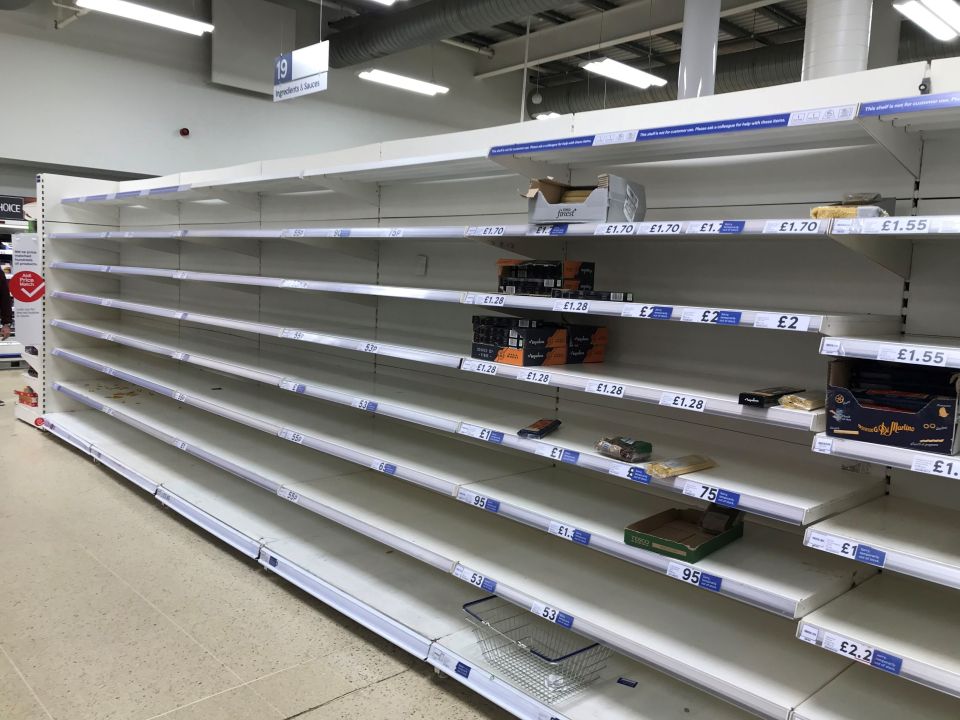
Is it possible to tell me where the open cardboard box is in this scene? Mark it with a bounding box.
[624,507,743,563]
[524,174,645,225]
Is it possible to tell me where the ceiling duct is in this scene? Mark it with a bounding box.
[329,0,577,68]
[532,24,960,116]
[0,0,36,9]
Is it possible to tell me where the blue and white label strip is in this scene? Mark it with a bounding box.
[798,624,904,676]
[820,336,960,369]
[805,530,886,567]
[453,563,497,593]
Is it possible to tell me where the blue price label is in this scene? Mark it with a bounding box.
[560,449,580,464]
[628,467,651,484]
[698,572,723,592]
[716,489,741,508]
[571,529,591,545]
[455,662,471,678]
[871,650,903,675]
[853,545,887,567]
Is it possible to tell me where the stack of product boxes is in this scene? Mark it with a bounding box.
[471,317,608,367]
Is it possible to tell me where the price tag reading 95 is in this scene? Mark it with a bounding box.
[753,313,813,332]
[659,392,706,412]
[457,489,500,513]
[878,345,948,367]
[553,299,590,313]
[666,562,723,592]
[530,601,574,629]
[519,369,551,385]
[912,455,960,479]
[585,380,624,398]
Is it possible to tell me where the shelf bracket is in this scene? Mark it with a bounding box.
[826,233,913,278]
[856,116,923,178]
[300,174,380,206]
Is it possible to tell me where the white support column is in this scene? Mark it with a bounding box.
[678,0,722,99]
[802,0,873,80]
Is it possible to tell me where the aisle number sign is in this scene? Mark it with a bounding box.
[274,41,329,102]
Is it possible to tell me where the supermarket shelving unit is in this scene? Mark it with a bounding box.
[29,58,960,718]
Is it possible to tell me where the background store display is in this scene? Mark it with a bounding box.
[624,505,744,563]
[827,359,960,454]
[524,174,646,225]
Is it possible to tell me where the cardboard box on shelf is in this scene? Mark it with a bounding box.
[471,342,567,366]
[826,358,960,454]
[624,506,744,563]
[524,174,646,225]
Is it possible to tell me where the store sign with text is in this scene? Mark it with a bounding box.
[0,195,25,221]
[274,41,329,102]
[12,234,42,345]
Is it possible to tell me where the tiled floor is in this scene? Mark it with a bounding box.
[0,371,511,720]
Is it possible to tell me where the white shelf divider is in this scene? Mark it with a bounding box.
[799,573,960,698]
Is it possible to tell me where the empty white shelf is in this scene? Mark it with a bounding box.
[821,334,960,369]
[793,664,960,720]
[51,343,884,525]
[800,573,960,697]
[49,370,866,618]
[813,433,960,480]
[42,405,849,720]
[804,496,960,589]
[53,317,825,431]
[50,261,900,336]
[44,408,767,720]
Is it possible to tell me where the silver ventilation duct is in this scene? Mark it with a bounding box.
[329,0,576,68]
[531,24,960,116]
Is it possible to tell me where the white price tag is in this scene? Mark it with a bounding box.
[666,562,703,586]
[762,219,822,234]
[911,455,960,479]
[457,423,503,444]
[680,307,742,325]
[535,445,563,460]
[280,279,309,289]
[278,428,305,444]
[172,270,188,280]
[592,130,638,145]
[595,223,638,236]
[798,624,820,644]
[462,359,498,376]
[753,313,813,332]
[283,228,307,238]
[518,368,551,385]
[641,221,683,234]
[467,226,506,237]
[371,460,397,475]
[172,352,189,362]
[861,217,931,234]
[102,299,115,308]
[357,341,380,354]
[821,338,843,356]
[822,632,877,664]
[813,436,835,454]
[547,520,590,545]
[453,563,496,592]
[102,333,115,342]
[352,398,378,412]
[173,392,186,402]
[552,298,591,313]
[659,392,706,412]
[530,601,574,628]
[279,378,305,393]
[585,380,624,398]
[682,481,719,502]
[806,531,858,558]
[457,488,498,511]
[386,228,404,237]
[101,405,114,416]
[280,328,306,341]
[172,439,187,451]
[277,487,300,503]
[476,294,507,307]
[621,303,673,319]
[877,345,947,367]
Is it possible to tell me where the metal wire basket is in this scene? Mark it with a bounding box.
[463,596,612,703]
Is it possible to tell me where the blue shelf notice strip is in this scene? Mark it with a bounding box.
[489,113,791,157]
[627,467,651,484]
[455,661,471,679]
[571,529,592,546]
[698,572,723,592]
[716,489,741,509]
[870,650,903,675]
[858,91,960,117]
[853,545,886,567]
[555,612,575,629]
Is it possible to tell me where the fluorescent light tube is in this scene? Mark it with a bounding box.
[358,69,449,96]
[894,0,958,40]
[535,112,561,120]
[582,58,667,89]
[365,0,399,4]
[76,0,214,36]
[921,0,960,31]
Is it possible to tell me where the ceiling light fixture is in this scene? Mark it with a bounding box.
[358,69,449,96]
[364,0,400,4]
[75,0,214,35]
[581,58,667,89]
[535,112,561,120]
[894,0,959,41]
